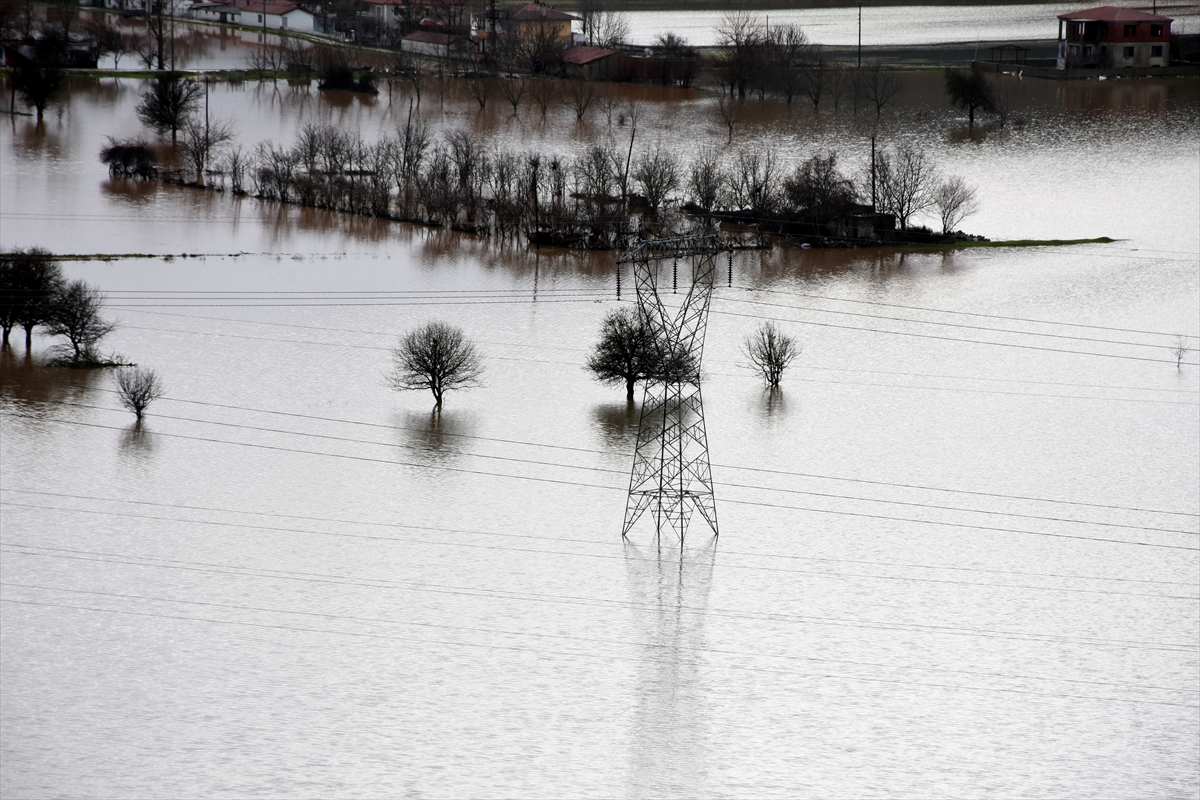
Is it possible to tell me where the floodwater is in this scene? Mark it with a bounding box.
[90,2,1200,71]
[2,63,1199,799]
[624,2,1200,47]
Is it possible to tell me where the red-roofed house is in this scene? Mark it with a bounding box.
[1056,6,1171,69]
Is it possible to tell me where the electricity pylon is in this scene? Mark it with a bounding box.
[619,234,729,542]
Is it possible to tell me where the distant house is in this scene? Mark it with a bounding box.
[228,0,315,31]
[1056,5,1171,69]
[476,1,577,53]
[401,30,464,58]
[189,1,241,25]
[362,0,406,30]
[561,45,616,80]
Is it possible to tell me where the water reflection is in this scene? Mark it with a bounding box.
[0,348,102,417]
[101,177,160,206]
[591,401,639,450]
[392,408,474,465]
[623,538,716,798]
[119,422,156,460]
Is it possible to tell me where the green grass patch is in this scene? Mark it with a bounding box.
[897,237,1117,250]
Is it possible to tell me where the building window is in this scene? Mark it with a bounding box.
[1084,45,1093,56]
[1124,46,1135,58]
[1150,25,1163,37]
[1124,24,1138,36]
[1151,45,1164,57]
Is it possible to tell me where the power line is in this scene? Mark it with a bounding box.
[710,306,1198,365]
[7,415,1196,551]
[744,286,1200,341]
[4,582,1193,702]
[114,307,1200,396]
[720,294,1179,352]
[4,503,1193,601]
[5,596,1190,707]
[47,399,1200,536]
[2,546,1193,653]
[107,392,1200,519]
[9,488,1192,588]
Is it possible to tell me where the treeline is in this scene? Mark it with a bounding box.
[101,113,981,249]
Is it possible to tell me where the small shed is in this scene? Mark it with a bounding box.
[1056,5,1172,69]
[561,45,616,80]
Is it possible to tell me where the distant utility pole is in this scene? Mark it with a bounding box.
[858,3,862,69]
[619,234,729,542]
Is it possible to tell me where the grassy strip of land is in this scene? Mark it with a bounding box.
[896,237,1117,250]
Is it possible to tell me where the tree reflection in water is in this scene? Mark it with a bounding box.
[0,348,102,419]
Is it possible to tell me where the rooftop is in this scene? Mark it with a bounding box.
[505,2,577,22]
[1057,5,1173,23]
[561,45,616,65]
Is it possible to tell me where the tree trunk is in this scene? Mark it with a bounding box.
[626,377,635,402]
[22,324,33,350]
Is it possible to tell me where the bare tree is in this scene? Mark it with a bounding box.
[945,65,998,126]
[743,321,799,388]
[1173,335,1192,369]
[685,146,724,212]
[715,11,767,98]
[784,151,858,222]
[45,279,116,363]
[528,78,558,116]
[180,118,235,184]
[596,90,618,125]
[586,306,658,401]
[389,321,484,410]
[591,10,630,48]
[632,144,680,211]
[562,80,597,121]
[497,76,526,114]
[116,366,165,421]
[855,61,904,115]
[728,149,780,217]
[933,175,979,234]
[714,94,741,143]
[136,72,202,142]
[872,143,936,230]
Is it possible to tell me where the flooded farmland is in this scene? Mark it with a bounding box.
[2,40,1198,800]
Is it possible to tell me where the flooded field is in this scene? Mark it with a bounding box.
[2,58,1199,799]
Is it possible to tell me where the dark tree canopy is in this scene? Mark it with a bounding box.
[135,72,203,141]
[389,321,483,409]
[586,307,659,402]
[944,66,998,126]
[0,248,64,349]
[14,63,65,122]
[783,151,858,223]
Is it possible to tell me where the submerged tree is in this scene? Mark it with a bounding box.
[0,248,64,349]
[586,306,658,402]
[116,366,165,421]
[13,62,65,122]
[743,321,800,388]
[944,65,998,126]
[933,175,980,234]
[135,72,203,142]
[44,279,116,363]
[389,321,483,410]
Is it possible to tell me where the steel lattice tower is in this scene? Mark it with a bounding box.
[619,235,729,541]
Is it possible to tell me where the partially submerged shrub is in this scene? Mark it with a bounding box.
[100,137,159,179]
